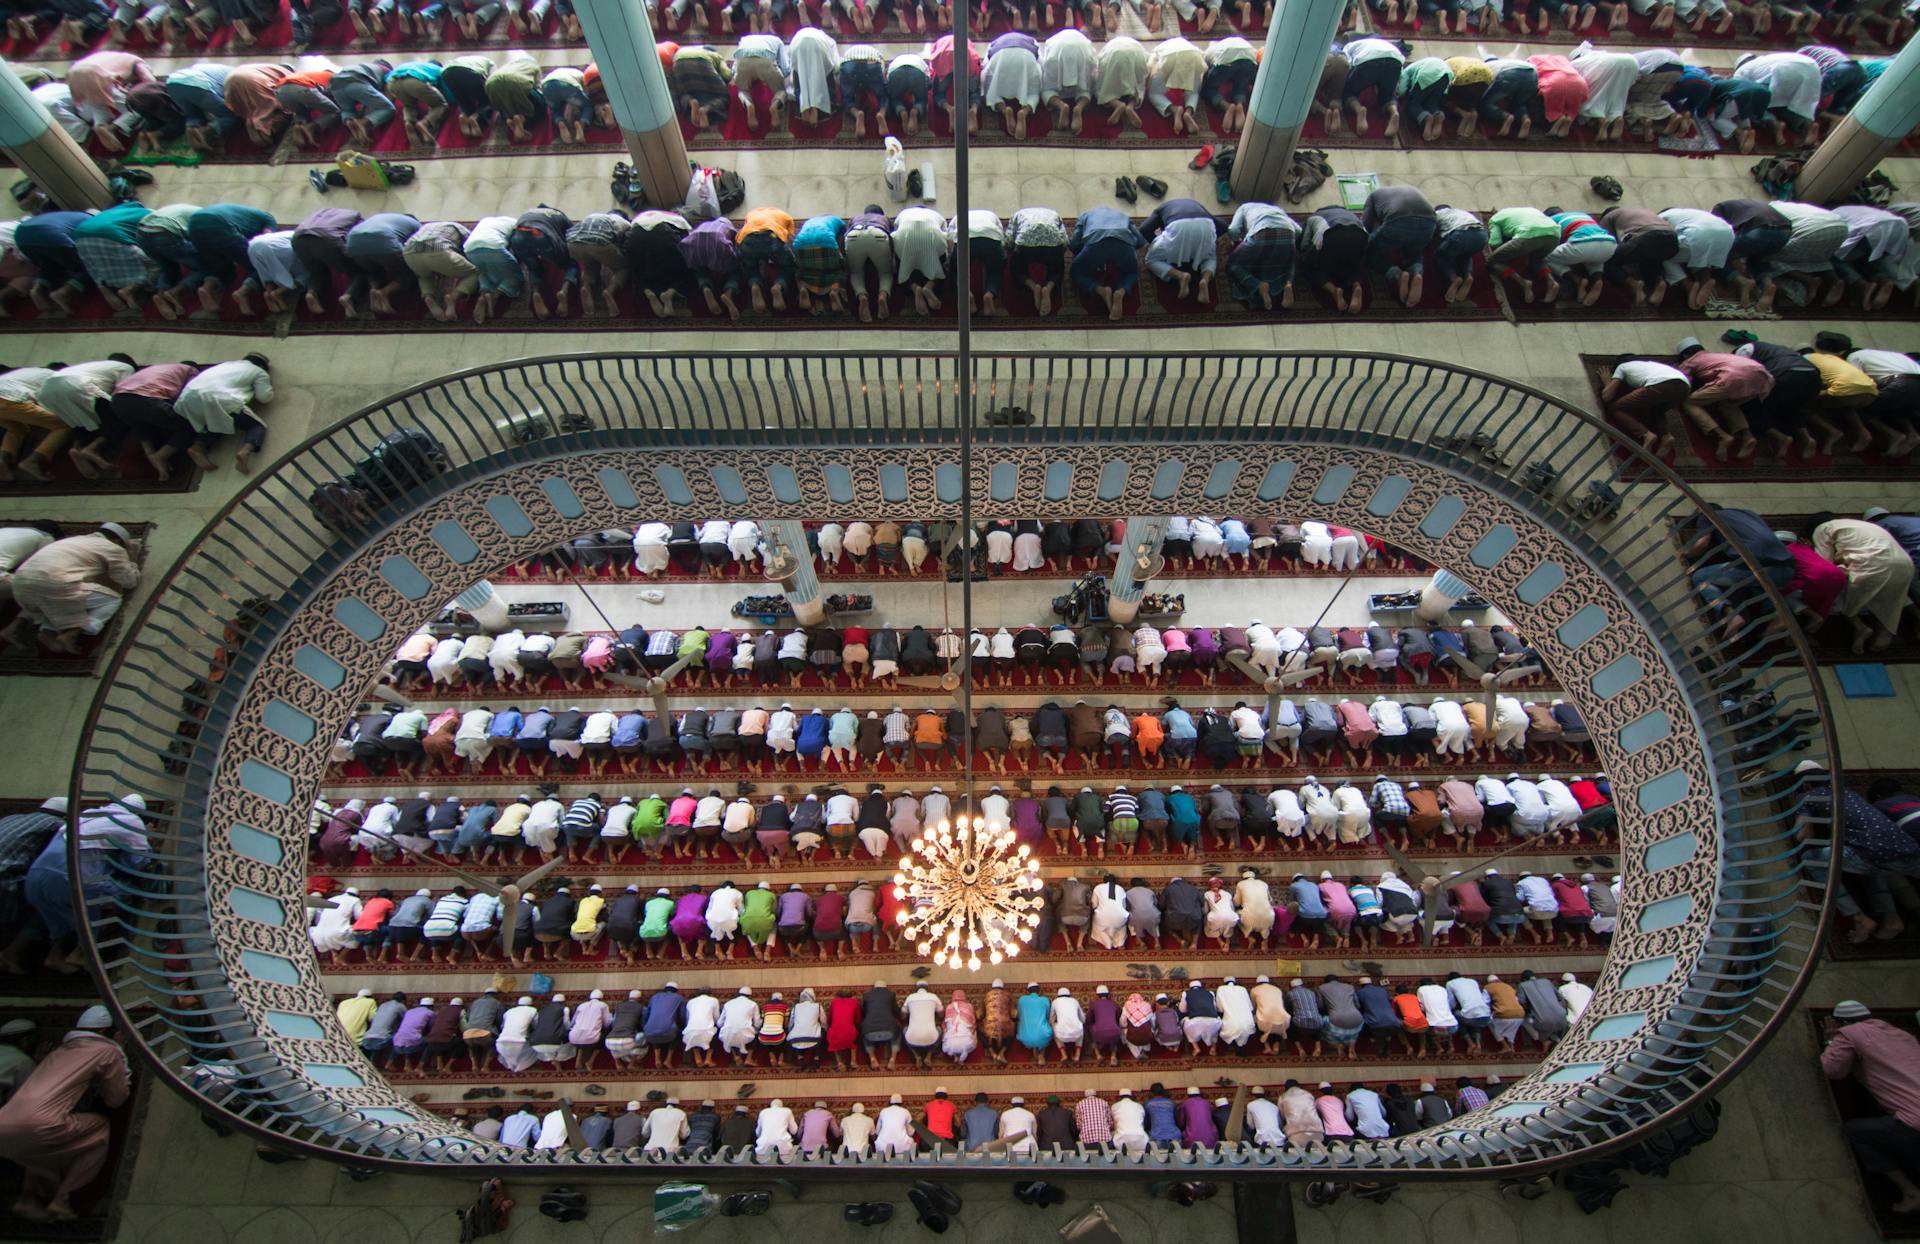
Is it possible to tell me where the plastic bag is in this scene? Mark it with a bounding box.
[684,167,722,220]
[655,1184,720,1233]
[883,136,908,203]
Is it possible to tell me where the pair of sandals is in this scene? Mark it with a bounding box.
[844,1201,896,1226]
[721,1192,772,1216]
[1115,175,1169,203]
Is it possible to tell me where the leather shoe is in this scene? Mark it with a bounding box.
[1115,176,1138,204]
[1134,175,1168,199]
[913,1181,962,1216]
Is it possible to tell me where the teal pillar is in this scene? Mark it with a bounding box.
[1798,37,1920,203]
[572,0,691,209]
[765,520,826,625]
[1229,0,1347,203]
[1414,567,1471,624]
[0,60,111,210]
[1106,517,1168,625]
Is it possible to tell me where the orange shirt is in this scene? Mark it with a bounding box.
[1132,714,1165,750]
[1391,993,1428,1032]
[736,208,798,244]
[284,68,335,89]
[914,711,946,745]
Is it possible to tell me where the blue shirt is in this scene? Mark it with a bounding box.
[642,989,688,1042]
[487,708,523,738]
[1071,207,1144,252]
[796,711,829,756]
[499,1111,540,1147]
[1137,788,1168,821]
[1167,791,1200,827]
[517,708,554,740]
[167,62,232,95]
[612,712,645,747]
[390,60,444,86]
[1291,878,1328,919]
[1144,1097,1181,1142]
[1878,515,1920,563]
[1162,707,1196,740]
[794,214,847,251]
[962,1104,999,1147]
[1016,992,1053,1048]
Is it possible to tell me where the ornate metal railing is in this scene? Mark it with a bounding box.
[69,351,1834,1177]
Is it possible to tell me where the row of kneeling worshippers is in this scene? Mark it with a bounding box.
[307,868,1618,967]
[11,192,1916,328]
[333,971,1593,1073]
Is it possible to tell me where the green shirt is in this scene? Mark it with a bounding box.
[640,895,674,939]
[676,628,709,661]
[1397,57,1453,95]
[73,200,150,246]
[632,796,667,839]
[741,888,777,939]
[1486,207,1558,249]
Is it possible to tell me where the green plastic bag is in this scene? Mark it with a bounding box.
[654,1183,719,1233]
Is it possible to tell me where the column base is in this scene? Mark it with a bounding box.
[622,121,693,213]
[1227,119,1299,206]
[1797,113,1896,205]
[6,128,112,211]
[791,597,828,626]
[1107,595,1143,626]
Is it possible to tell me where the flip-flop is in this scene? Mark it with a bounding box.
[1188,143,1214,169]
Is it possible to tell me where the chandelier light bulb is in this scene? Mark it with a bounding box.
[894,811,1037,974]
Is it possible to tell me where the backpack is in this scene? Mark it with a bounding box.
[350,428,449,501]
[714,168,747,214]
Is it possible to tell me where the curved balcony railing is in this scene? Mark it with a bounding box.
[69,350,1835,1178]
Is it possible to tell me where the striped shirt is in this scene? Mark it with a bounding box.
[563,798,604,837]
[884,711,912,745]
[423,893,468,938]
[1106,792,1139,819]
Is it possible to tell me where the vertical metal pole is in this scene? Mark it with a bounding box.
[955,6,974,811]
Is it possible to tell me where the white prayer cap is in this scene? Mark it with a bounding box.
[450,998,463,1006]
[890,1093,903,1104]
[414,888,431,897]
[518,996,533,1005]
[1097,985,1109,995]
[420,997,435,1006]
[99,521,131,542]
[1562,972,1576,983]
[552,995,565,1003]
[591,989,604,1000]
[38,797,67,813]
[626,1101,641,1112]
[739,986,752,996]
[76,1005,113,1029]
[356,988,372,998]
[1057,986,1071,997]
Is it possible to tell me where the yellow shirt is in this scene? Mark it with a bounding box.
[1446,56,1494,87]
[493,801,531,838]
[336,994,378,1041]
[1806,351,1878,400]
[571,895,606,936]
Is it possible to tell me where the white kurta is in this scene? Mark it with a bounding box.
[790,27,840,115]
[1090,883,1130,948]
[1094,37,1148,103]
[1571,48,1638,121]
[1217,983,1255,1045]
[1040,29,1095,99]
[718,996,759,1053]
[309,893,360,953]
[983,47,1042,109]
[706,887,744,938]
[1203,890,1239,939]
[1334,786,1373,842]
[1735,52,1819,121]
[1816,519,1915,632]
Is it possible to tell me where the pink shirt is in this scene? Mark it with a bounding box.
[1164,629,1191,653]
[1320,881,1356,921]
[1823,1019,1920,1129]
[667,795,698,827]
[1315,1095,1354,1136]
[582,635,615,669]
[68,51,153,111]
[1680,350,1775,401]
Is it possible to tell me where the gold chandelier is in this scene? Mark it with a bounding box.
[892,815,1044,972]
